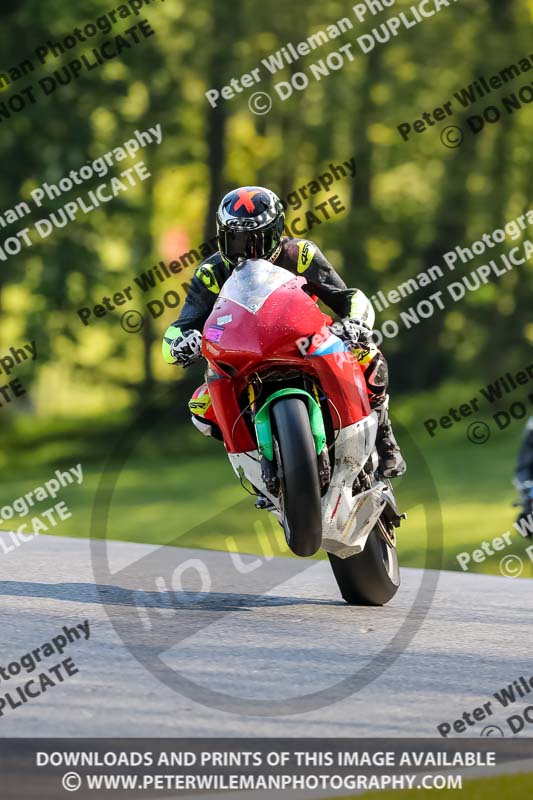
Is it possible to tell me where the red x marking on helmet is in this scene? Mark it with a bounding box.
[233,189,260,213]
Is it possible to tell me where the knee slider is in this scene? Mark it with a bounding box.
[366,352,389,387]
[365,353,389,403]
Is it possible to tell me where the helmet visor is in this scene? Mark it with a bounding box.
[218,226,280,265]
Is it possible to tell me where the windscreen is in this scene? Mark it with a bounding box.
[219,260,295,313]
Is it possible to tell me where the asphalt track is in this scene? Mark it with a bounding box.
[0,533,531,738]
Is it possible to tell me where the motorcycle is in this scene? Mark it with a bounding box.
[514,481,533,538]
[199,258,405,606]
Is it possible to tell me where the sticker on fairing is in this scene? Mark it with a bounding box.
[205,325,224,342]
[217,314,233,325]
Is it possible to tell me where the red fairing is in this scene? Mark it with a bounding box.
[202,263,370,454]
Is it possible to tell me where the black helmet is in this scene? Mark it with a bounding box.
[216,186,285,268]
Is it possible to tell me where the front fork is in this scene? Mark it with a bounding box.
[249,382,331,494]
[247,384,278,495]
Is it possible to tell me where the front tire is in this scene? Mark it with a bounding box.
[272,398,322,557]
[327,525,400,605]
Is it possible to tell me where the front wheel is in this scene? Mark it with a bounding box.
[327,524,400,605]
[271,398,322,557]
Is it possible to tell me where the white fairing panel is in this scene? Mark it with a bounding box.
[227,450,280,507]
[320,414,385,557]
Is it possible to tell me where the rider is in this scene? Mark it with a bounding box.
[515,417,533,533]
[162,186,406,479]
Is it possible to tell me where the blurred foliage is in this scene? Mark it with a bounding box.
[0,0,533,426]
[0,0,530,423]
[0,0,530,564]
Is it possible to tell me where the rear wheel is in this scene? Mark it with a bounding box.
[327,523,400,605]
[272,398,322,557]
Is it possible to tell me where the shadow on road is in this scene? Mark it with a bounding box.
[0,580,345,610]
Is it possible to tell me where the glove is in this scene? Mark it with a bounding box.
[170,329,203,366]
[331,318,372,348]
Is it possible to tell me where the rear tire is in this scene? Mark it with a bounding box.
[327,526,400,605]
[272,398,322,557]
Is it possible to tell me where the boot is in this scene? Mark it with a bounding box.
[374,396,406,478]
